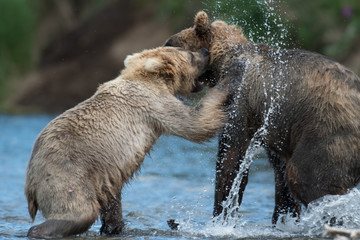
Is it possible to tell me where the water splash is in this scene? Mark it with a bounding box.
[207,0,293,48]
[212,85,285,227]
[173,188,360,239]
[276,188,360,236]
[212,48,290,226]
[213,136,262,225]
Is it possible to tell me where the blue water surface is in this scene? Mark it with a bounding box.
[0,114,359,240]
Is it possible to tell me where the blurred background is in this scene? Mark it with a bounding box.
[0,0,359,113]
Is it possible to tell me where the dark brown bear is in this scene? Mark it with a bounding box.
[25,46,229,238]
[165,11,360,224]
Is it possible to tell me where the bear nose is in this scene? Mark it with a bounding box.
[164,39,173,47]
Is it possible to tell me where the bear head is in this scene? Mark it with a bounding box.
[122,47,210,94]
[164,11,248,85]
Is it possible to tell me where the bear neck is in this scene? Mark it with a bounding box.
[209,38,288,81]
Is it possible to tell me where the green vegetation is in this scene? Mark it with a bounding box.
[203,0,360,60]
[203,0,293,48]
[287,0,360,61]
[0,0,359,110]
[135,0,202,30]
[0,0,36,100]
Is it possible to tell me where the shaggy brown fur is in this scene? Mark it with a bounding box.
[25,46,229,238]
[165,11,360,224]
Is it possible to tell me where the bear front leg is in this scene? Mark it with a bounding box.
[213,95,253,217]
[154,78,229,143]
[212,63,253,218]
[100,195,124,235]
[268,151,301,224]
[214,134,250,216]
[213,112,253,217]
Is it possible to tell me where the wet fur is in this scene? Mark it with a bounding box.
[25,46,228,238]
[165,11,360,224]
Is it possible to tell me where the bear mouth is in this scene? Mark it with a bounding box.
[192,80,205,92]
[192,67,218,92]
[192,77,217,92]
[196,69,218,89]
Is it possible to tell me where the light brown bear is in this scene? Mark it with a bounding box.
[165,11,360,224]
[25,46,229,238]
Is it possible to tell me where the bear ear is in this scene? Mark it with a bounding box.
[124,52,142,68]
[194,11,210,36]
[124,54,134,68]
[144,58,163,73]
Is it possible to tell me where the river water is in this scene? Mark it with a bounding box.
[0,114,359,240]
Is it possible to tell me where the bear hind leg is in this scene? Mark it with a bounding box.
[27,217,97,239]
[269,151,301,224]
[100,195,124,235]
[27,179,100,238]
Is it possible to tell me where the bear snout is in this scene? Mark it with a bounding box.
[164,38,174,47]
